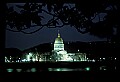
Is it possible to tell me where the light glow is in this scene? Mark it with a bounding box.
[31,68,36,72]
[16,69,22,72]
[7,68,13,72]
[85,67,90,71]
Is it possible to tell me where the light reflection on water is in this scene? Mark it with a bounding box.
[7,68,13,72]
[6,68,87,72]
[6,66,117,72]
[48,68,87,71]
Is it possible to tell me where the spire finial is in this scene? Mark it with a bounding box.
[58,30,60,37]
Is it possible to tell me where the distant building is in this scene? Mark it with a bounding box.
[51,31,87,62]
[5,31,88,62]
[52,32,73,61]
[54,32,64,51]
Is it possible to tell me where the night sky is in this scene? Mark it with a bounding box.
[5,26,107,51]
[5,3,107,51]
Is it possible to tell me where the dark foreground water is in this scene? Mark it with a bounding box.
[3,61,117,72]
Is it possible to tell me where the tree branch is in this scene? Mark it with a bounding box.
[76,27,89,34]
[90,13,99,21]
[6,24,40,32]
[41,9,57,17]
[20,26,44,34]
[6,28,21,32]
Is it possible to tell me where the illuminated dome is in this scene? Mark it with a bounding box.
[54,33,63,44]
[54,32,64,51]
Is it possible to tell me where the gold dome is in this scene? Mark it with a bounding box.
[55,33,63,44]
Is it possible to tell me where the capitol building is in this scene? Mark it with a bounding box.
[52,32,87,61]
[52,32,74,61]
[5,31,88,62]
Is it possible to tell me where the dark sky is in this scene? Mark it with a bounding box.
[5,3,107,51]
[5,26,107,51]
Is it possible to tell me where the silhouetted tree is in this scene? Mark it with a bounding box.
[1,0,120,64]
[5,48,22,62]
[5,0,120,42]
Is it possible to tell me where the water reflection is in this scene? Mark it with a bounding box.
[7,68,13,72]
[48,68,87,71]
[16,69,22,72]
[5,66,117,72]
[31,68,36,72]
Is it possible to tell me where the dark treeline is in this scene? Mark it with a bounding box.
[22,41,119,57]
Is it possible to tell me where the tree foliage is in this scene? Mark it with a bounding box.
[5,0,120,41]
